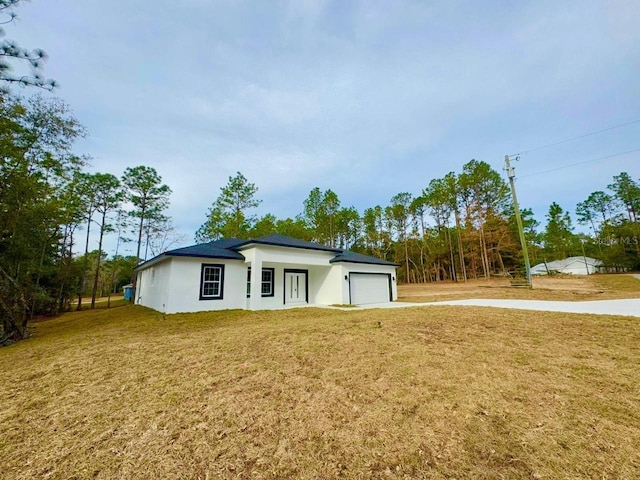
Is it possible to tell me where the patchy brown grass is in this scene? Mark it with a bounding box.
[398,273,640,303]
[2,305,640,479]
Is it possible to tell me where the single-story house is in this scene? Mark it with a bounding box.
[134,234,398,314]
[530,256,602,276]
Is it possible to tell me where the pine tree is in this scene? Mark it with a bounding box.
[196,172,261,241]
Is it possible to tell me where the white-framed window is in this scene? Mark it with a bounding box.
[200,264,224,300]
[247,267,275,297]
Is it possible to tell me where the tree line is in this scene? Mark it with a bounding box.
[2,0,639,343]
[0,94,174,342]
[0,1,182,342]
[197,168,640,284]
[3,98,638,344]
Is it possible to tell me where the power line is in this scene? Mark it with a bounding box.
[518,147,640,179]
[510,118,640,157]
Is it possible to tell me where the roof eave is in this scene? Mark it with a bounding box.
[134,254,169,271]
[168,252,245,261]
[330,258,399,267]
[135,252,245,271]
[234,240,341,253]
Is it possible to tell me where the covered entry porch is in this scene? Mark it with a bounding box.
[241,244,342,310]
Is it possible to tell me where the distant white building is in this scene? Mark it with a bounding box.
[530,256,602,276]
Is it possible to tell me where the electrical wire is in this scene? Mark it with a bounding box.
[518,147,640,179]
[510,118,640,157]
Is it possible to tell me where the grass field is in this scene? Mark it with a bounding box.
[398,273,640,303]
[2,303,640,479]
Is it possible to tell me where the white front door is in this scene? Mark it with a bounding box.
[285,272,307,305]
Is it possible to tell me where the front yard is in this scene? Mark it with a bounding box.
[1,304,639,478]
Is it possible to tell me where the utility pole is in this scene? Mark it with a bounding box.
[580,239,590,274]
[505,155,532,287]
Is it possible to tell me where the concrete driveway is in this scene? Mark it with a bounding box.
[351,298,640,317]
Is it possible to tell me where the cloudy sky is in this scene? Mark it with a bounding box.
[10,0,640,254]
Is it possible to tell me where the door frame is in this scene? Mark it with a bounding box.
[348,272,392,305]
[283,269,309,305]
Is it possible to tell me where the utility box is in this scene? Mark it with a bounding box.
[123,284,134,301]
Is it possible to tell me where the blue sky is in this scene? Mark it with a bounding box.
[10,0,640,254]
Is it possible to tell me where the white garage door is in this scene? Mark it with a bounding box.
[350,273,391,305]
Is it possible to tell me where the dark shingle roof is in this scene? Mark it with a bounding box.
[166,238,246,260]
[330,250,399,266]
[135,234,397,270]
[134,238,246,270]
[234,233,342,253]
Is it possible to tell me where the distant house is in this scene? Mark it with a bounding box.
[134,234,398,314]
[530,256,602,276]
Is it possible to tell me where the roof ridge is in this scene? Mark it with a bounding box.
[233,233,342,253]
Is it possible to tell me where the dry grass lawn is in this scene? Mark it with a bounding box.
[2,304,640,479]
[398,273,640,303]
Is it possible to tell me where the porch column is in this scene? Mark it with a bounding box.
[249,251,262,310]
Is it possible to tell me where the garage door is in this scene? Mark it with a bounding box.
[349,273,391,305]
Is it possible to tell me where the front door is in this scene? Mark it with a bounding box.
[285,271,307,305]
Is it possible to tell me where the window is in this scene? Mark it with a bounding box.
[247,267,275,297]
[200,264,224,300]
[261,268,274,296]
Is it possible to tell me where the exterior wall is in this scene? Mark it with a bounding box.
[241,246,340,309]
[165,257,247,313]
[293,264,333,305]
[248,261,290,310]
[240,245,336,266]
[135,259,173,313]
[242,262,385,308]
[253,262,339,308]
[314,264,345,305]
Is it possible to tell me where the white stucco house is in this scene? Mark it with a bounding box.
[530,256,602,276]
[134,234,398,314]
